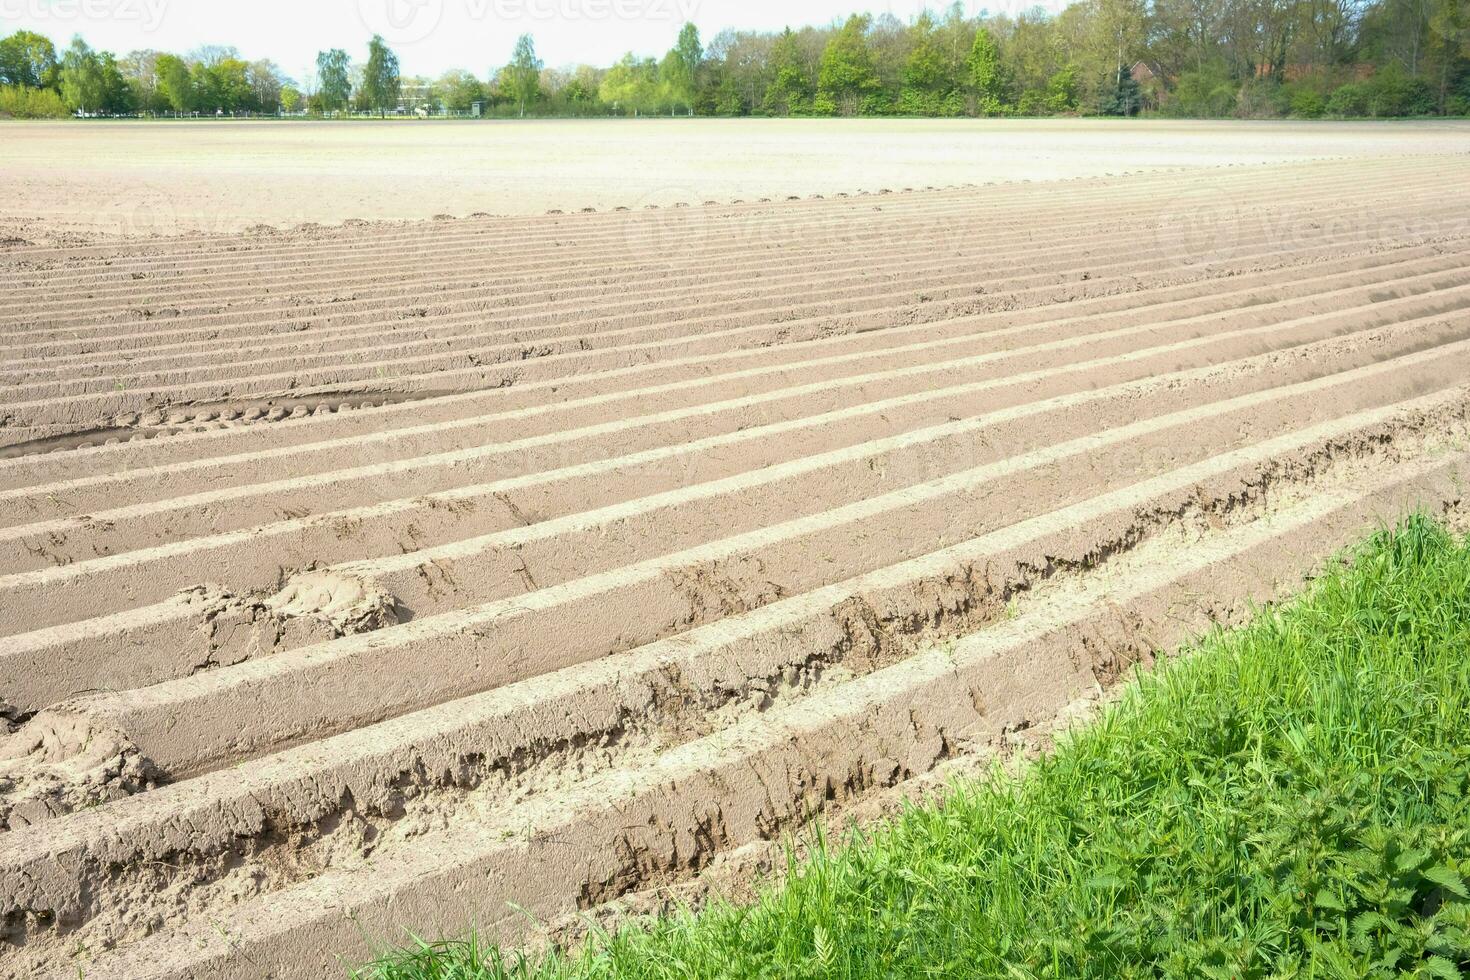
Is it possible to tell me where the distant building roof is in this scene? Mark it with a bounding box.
[1130,61,1167,84]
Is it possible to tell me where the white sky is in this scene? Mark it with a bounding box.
[0,0,1062,86]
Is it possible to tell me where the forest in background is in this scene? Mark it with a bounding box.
[1,0,1467,121]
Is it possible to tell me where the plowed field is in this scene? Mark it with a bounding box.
[4,118,1470,236]
[4,150,1470,978]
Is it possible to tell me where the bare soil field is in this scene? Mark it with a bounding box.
[2,118,1470,237]
[3,147,1470,978]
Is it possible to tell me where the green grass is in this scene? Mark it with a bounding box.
[354,514,1470,980]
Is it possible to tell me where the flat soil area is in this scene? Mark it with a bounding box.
[2,118,1469,236]
[2,133,1470,979]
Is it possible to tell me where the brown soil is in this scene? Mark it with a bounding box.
[3,152,1470,979]
[4,118,1468,238]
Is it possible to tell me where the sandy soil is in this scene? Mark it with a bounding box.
[2,151,1470,978]
[2,118,1469,237]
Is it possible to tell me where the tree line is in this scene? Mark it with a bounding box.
[2,0,1467,121]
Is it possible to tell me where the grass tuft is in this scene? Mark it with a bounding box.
[355,513,1470,980]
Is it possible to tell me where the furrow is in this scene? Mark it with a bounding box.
[1,154,1448,297]
[5,220,1466,449]
[4,286,1467,636]
[4,386,1466,980]
[1,247,1462,535]
[0,232,1450,487]
[2,315,1458,711]
[10,358,1465,788]
[5,157,1470,980]
[0,160,1454,352]
[4,190,1455,389]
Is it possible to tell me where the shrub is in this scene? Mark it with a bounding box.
[1016,90,1046,115]
[1288,86,1327,118]
[0,84,69,118]
[1327,81,1370,116]
[1163,68,1238,117]
[895,87,955,116]
[973,93,1006,116]
[1045,64,1080,113]
[1236,78,1291,117]
[1367,62,1435,116]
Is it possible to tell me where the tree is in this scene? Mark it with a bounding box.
[0,31,58,89]
[599,52,659,114]
[217,57,252,110]
[704,28,778,115]
[436,68,485,111]
[280,85,302,113]
[13,0,1465,124]
[661,22,702,113]
[189,45,238,69]
[1100,60,1143,113]
[561,65,600,108]
[155,53,193,113]
[248,59,287,113]
[1047,63,1082,112]
[936,2,978,80]
[817,14,881,115]
[96,50,129,113]
[187,61,215,112]
[316,48,351,113]
[362,35,400,116]
[900,13,961,115]
[1094,0,1147,80]
[899,11,970,115]
[59,37,106,114]
[190,56,251,113]
[1151,0,1230,75]
[968,27,1009,112]
[503,33,542,117]
[118,49,162,113]
[763,28,811,114]
[1001,10,1066,111]
[866,12,910,99]
[1426,0,1469,110]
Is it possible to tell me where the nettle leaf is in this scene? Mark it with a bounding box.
[1370,944,1406,971]
[1423,866,1469,899]
[1396,849,1433,874]
[1352,911,1393,938]
[1426,925,1470,959]
[1423,954,1461,979]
